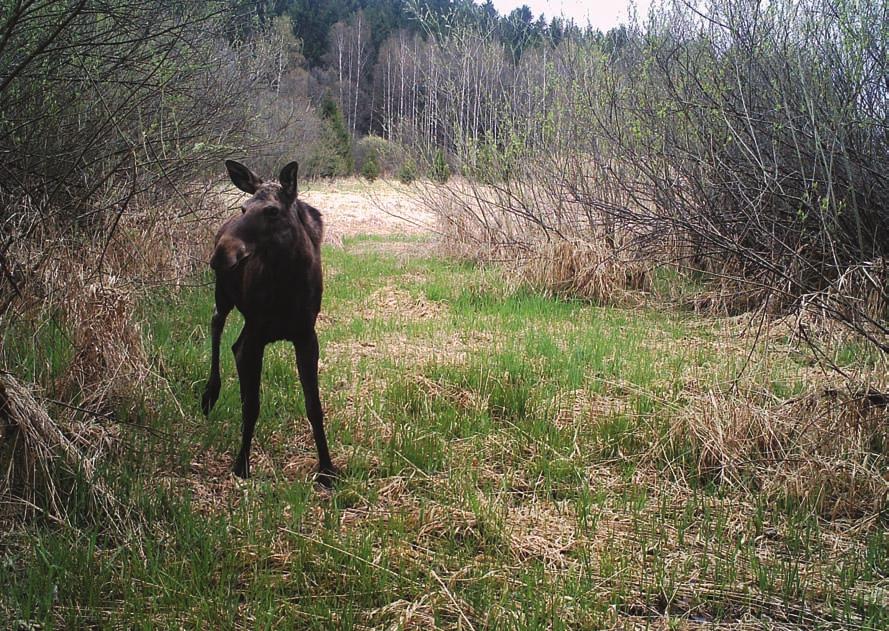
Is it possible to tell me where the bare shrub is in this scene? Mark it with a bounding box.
[792,260,889,350]
[0,182,236,531]
[0,1,315,523]
[404,0,888,358]
[426,171,654,305]
[0,2,311,366]
[573,0,888,351]
[243,16,326,176]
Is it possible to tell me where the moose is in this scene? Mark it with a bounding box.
[201,160,336,485]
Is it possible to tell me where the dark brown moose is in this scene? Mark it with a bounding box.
[201,160,335,485]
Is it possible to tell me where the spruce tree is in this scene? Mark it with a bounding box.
[319,94,354,175]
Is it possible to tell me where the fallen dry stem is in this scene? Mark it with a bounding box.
[0,371,123,527]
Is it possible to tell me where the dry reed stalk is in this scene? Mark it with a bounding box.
[0,371,122,526]
[522,239,652,304]
[793,258,889,345]
[56,273,146,409]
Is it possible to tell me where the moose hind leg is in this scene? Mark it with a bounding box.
[294,329,335,486]
[232,328,264,478]
[201,292,232,416]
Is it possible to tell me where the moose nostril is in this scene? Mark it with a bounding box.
[240,205,247,214]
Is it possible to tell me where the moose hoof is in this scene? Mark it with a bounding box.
[201,385,219,416]
[314,465,339,488]
[232,459,250,479]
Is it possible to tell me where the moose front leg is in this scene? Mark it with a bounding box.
[201,290,232,416]
[232,327,265,478]
[294,329,336,486]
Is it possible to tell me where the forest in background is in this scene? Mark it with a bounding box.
[272,0,606,142]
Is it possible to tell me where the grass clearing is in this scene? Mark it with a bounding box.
[2,233,887,629]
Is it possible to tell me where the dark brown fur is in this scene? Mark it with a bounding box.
[201,160,335,484]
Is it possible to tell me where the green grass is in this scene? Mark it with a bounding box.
[2,236,888,629]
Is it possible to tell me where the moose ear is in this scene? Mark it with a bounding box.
[225,160,263,194]
[279,161,299,199]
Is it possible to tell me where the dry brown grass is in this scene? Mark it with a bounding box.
[298,178,436,248]
[506,499,578,569]
[0,371,124,527]
[664,381,889,518]
[56,275,146,408]
[522,240,652,304]
[536,388,628,430]
[358,285,446,322]
[325,328,496,371]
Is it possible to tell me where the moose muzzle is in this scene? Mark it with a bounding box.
[210,234,253,271]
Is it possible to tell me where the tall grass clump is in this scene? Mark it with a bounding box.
[664,383,889,518]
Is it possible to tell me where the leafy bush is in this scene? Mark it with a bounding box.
[397,159,418,184]
[361,153,380,181]
[355,135,401,175]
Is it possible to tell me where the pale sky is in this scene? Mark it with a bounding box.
[491,0,652,32]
